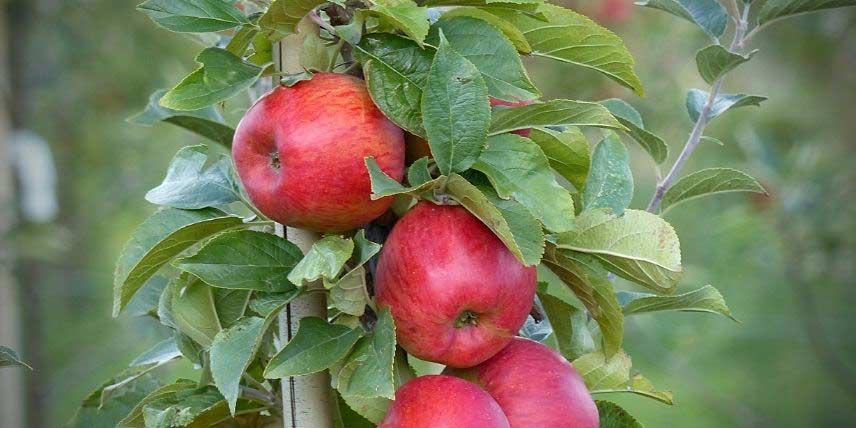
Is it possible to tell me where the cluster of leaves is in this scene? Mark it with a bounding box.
[69,0,856,427]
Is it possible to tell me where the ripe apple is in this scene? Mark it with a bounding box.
[375,202,537,368]
[379,375,510,428]
[404,97,534,163]
[232,72,405,232]
[448,337,599,428]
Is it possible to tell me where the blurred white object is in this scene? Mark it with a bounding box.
[10,130,57,223]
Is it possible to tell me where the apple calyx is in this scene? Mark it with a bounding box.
[268,151,281,171]
[455,310,479,328]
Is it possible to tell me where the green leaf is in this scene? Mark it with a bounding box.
[260,0,327,40]
[174,229,304,292]
[489,99,625,136]
[575,351,674,405]
[542,249,624,356]
[439,7,531,53]
[445,173,545,266]
[146,145,241,209]
[700,135,724,146]
[113,208,242,316]
[597,401,644,427]
[421,32,491,175]
[485,4,644,95]
[554,209,682,293]
[474,134,576,232]
[661,167,767,213]
[365,157,439,200]
[169,277,222,347]
[328,232,381,316]
[248,289,302,318]
[137,0,249,33]
[137,385,250,428]
[618,284,736,320]
[287,235,354,287]
[330,266,371,316]
[265,317,363,378]
[129,90,235,147]
[425,0,543,10]
[407,157,433,187]
[126,276,169,318]
[600,98,668,164]
[583,134,633,216]
[211,288,250,328]
[130,338,182,367]
[210,317,266,414]
[67,371,161,428]
[686,89,767,122]
[695,45,757,85]
[336,350,415,423]
[573,350,632,391]
[0,346,31,370]
[636,0,727,40]
[115,379,198,428]
[160,48,263,111]
[537,284,594,360]
[428,16,539,102]
[758,0,856,26]
[333,308,397,398]
[354,34,434,137]
[367,0,430,45]
[527,128,590,191]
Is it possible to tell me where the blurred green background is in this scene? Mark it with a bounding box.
[0,0,853,426]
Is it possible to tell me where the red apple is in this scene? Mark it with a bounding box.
[379,375,510,428]
[448,337,599,428]
[375,202,536,368]
[232,72,405,232]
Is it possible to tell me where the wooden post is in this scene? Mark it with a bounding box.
[0,3,25,427]
[271,39,335,428]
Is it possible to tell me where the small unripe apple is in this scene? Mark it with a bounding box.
[375,202,536,368]
[448,337,599,428]
[379,375,510,428]
[232,73,405,232]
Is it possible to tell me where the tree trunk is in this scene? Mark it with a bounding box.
[0,3,25,426]
[272,40,335,428]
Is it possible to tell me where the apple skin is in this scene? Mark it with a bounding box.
[375,202,537,368]
[232,73,405,232]
[379,375,510,428]
[447,337,599,428]
[404,98,534,163]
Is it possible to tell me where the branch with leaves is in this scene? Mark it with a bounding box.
[65,0,856,427]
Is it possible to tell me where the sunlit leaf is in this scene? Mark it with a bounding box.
[129,90,235,147]
[554,209,682,293]
[146,145,241,209]
[686,89,767,122]
[265,317,363,378]
[174,230,304,292]
[137,0,249,33]
[758,0,856,26]
[661,167,767,213]
[421,32,491,174]
[113,208,242,316]
[618,284,737,321]
[583,134,633,216]
[489,99,625,136]
[636,0,727,40]
[474,134,575,232]
[160,48,263,111]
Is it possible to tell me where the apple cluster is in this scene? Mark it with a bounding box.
[233,72,598,427]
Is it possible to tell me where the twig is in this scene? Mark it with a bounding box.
[646,4,752,213]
